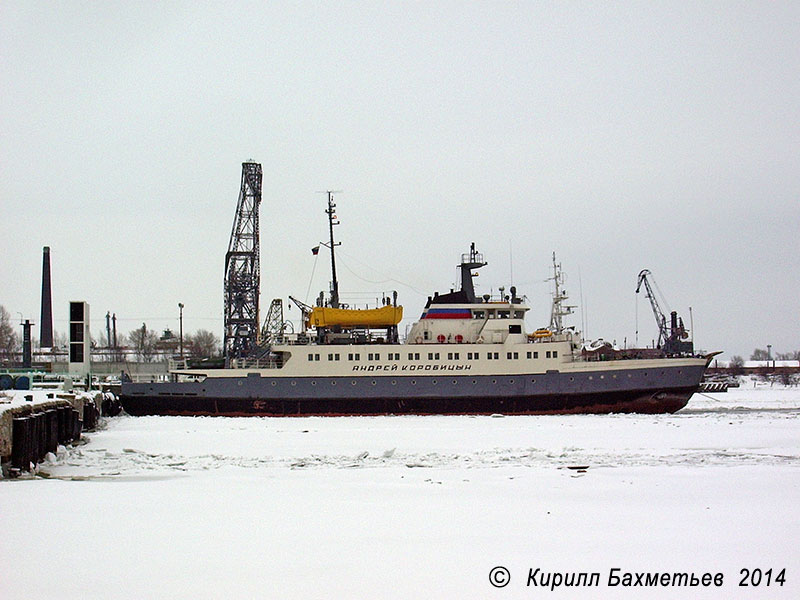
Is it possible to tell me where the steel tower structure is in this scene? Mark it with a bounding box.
[223,162,262,362]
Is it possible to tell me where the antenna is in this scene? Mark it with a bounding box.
[578,266,585,337]
[547,252,575,334]
[509,240,513,287]
[320,190,343,308]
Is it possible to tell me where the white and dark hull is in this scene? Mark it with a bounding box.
[120,355,708,416]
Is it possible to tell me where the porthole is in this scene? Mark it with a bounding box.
[588,376,593,380]
[531,378,536,383]
[452,380,457,385]
[237,381,243,386]
[311,381,316,386]
[331,380,337,385]
[291,381,296,386]
[391,380,397,385]
[271,381,276,386]
[432,379,437,385]
[509,379,514,384]
[411,379,417,385]
[371,380,377,386]
[492,379,497,384]
[628,374,632,378]
[351,381,357,386]
[569,377,574,381]
[612,374,617,379]
[600,375,604,379]
[472,379,477,385]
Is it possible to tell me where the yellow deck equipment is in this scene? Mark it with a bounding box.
[308,305,403,329]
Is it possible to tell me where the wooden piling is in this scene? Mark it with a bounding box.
[45,409,58,454]
[11,417,31,471]
[33,412,46,462]
[83,402,97,431]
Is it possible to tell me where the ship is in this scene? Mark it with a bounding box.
[120,200,715,416]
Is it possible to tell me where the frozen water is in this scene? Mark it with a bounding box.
[1,380,798,599]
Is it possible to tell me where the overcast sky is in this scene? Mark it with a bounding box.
[1,2,798,359]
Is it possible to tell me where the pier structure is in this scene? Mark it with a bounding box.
[0,391,103,477]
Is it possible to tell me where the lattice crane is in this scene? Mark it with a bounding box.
[223,162,262,362]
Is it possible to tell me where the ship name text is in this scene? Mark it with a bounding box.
[351,363,473,372]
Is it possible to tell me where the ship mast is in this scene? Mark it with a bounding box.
[548,252,574,334]
[324,191,341,308]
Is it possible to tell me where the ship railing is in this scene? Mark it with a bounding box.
[168,358,190,371]
[126,372,173,383]
[228,357,282,370]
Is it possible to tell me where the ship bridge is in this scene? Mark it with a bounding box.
[408,295,530,345]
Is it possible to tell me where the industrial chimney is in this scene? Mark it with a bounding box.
[40,246,53,348]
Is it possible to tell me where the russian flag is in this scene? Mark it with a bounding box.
[422,308,472,319]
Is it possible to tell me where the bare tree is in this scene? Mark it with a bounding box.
[53,330,68,350]
[129,324,160,362]
[750,348,769,361]
[0,306,20,362]
[187,329,221,358]
[728,355,745,376]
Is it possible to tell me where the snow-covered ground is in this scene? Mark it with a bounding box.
[2,380,799,599]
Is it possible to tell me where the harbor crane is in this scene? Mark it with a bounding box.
[636,269,693,356]
[223,162,262,363]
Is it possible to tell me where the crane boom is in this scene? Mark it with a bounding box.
[636,269,668,349]
[636,269,693,355]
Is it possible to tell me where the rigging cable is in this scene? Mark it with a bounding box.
[304,251,321,304]
[336,252,428,296]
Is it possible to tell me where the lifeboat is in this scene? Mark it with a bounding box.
[529,328,553,340]
[308,305,403,329]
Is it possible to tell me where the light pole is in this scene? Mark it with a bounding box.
[767,344,772,369]
[178,303,184,359]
